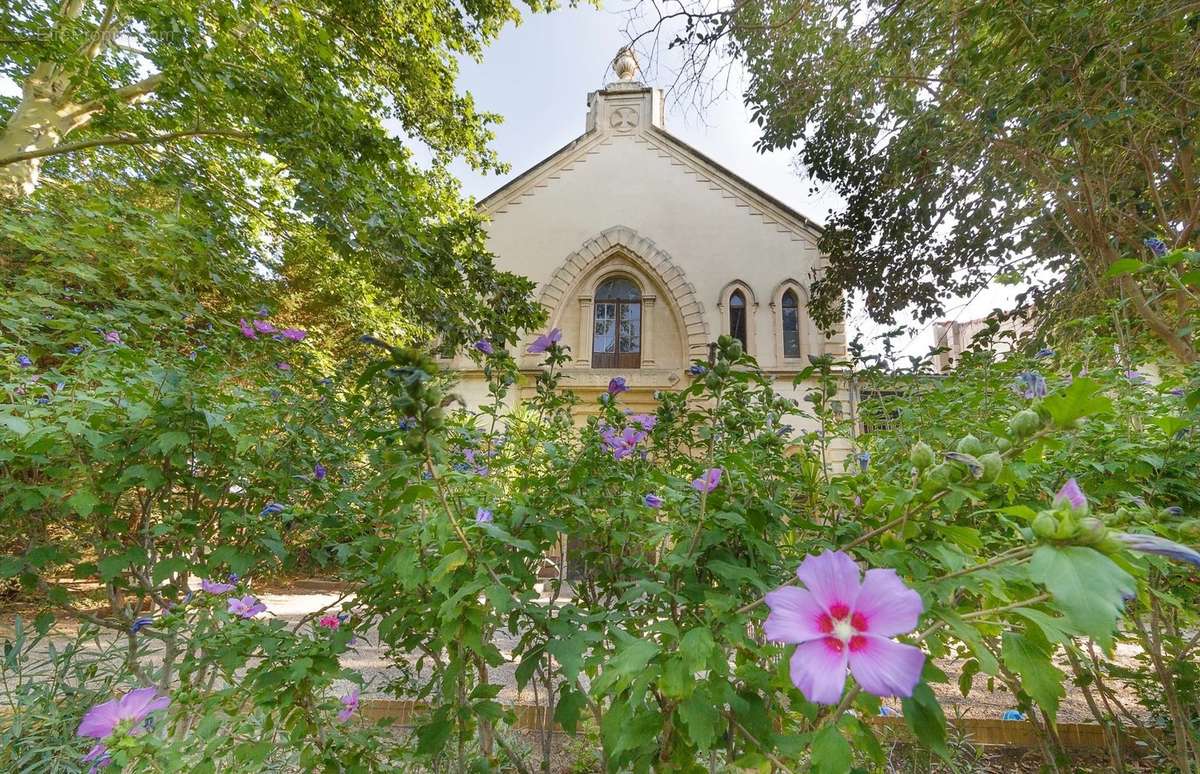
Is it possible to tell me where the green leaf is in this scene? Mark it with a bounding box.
[1104,258,1145,277]
[1001,631,1064,717]
[678,691,721,749]
[1041,377,1113,429]
[0,414,32,436]
[900,683,949,760]
[554,685,587,734]
[66,489,99,517]
[1029,545,1133,649]
[810,724,852,774]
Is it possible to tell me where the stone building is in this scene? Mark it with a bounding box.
[446,50,849,438]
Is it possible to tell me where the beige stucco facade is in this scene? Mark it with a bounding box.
[447,60,851,445]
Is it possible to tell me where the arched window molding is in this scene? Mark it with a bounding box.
[716,280,757,354]
[770,280,809,364]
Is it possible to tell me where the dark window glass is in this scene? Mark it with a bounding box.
[729,290,747,348]
[595,277,640,301]
[782,289,801,358]
[593,276,642,368]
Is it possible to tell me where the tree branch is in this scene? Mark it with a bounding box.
[0,128,255,167]
[67,71,164,122]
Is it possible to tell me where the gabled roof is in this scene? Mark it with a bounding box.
[475,125,825,241]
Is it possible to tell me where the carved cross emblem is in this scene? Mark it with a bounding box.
[609,107,639,132]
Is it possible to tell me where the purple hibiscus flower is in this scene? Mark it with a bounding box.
[200,578,235,595]
[17,354,32,368]
[687,363,707,377]
[1114,533,1200,568]
[314,462,327,481]
[607,376,629,395]
[475,507,494,524]
[227,595,267,618]
[1015,371,1047,399]
[260,502,285,517]
[764,550,925,704]
[1053,478,1088,513]
[601,426,646,460]
[238,319,257,339]
[281,328,306,342]
[77,687,171,739]
[691,467,723,493]
[474,339,494,355]
[103,331,121,345]
[253,319,277,335]
[527,328,562,354]
[82,742,111,772]
[629,413,657,431]
[1143,237,1168,257]
[643,493,664,508]
[337,688,360,722]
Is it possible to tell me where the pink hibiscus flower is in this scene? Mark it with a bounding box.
[318,615,340,630]
[764,550,925,705]
[77,687,171,739]
[337,688,360,722]
[227,595,267,619]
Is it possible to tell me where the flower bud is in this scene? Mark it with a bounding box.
[909,441,935,470]
[979,452,1003,483]
[1009,409,1041,438]
[1077,517,1107,545]
[955,434,986,457]
[995,437,1011,453]
[925,463,952,487]
[1032,511,1059,539]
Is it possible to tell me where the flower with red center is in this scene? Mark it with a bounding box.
[764,550,925,704]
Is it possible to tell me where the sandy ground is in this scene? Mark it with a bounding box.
[0,586,1151,723]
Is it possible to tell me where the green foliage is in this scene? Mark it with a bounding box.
[3,288,1200,771]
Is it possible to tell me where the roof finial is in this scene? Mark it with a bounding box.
[613,46,639,82]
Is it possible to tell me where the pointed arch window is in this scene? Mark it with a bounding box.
[729,290,748,348]
[592,276,641,369]
[781,289,801,358]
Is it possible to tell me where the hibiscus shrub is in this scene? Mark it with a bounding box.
[3,318,1200,771]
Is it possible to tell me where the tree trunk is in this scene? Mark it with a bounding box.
[0,65,101,201]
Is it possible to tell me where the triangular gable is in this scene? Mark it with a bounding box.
[476,126,825,243]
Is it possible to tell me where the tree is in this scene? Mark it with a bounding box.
[1,0,551,347]
[637,0,1200,361]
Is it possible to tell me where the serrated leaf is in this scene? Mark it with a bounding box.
[1001,631,1064,717]
[678,691,720,749]
[810,724,852,774]
[1029,545,1133,649]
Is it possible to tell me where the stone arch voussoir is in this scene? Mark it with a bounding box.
[539,225,711,357]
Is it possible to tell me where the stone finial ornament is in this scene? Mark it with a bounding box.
[613,47,639,81]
